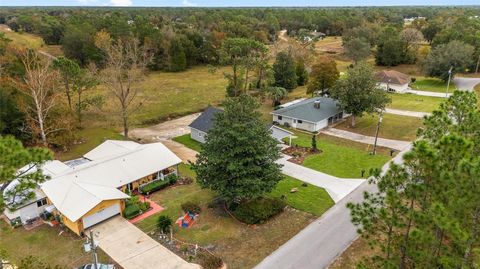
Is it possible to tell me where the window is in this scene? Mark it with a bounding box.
[293,119,297,123]
[278,116,282,120]
[298,120,303,124]
[37,198,47,207]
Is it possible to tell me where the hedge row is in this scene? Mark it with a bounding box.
[139,174,178,194]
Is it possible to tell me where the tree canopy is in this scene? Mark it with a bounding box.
[192,95,282,204]
[273,51,297,91]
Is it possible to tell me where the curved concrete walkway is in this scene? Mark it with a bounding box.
[277,155,365,203]
[254,144,412,269]
[321,128,411,151]
[385,108,430,118]
[454,77,480,91]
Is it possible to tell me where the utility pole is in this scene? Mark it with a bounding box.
[446,66,453,98]
[372,111,383,155]
[89,230,99,269]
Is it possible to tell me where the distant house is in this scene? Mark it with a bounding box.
[271,97,345,132]
[375,70,411,93]
[189,106,293,144]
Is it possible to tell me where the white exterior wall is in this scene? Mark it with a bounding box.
[379,82,409,93]
[273,115,294,128]
[3,200,48,224]
[190,128,207,143]
[314,119,328,131]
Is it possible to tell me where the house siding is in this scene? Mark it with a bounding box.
[379,82,409,93]
[3,199,49,224]
[190,128,207,143]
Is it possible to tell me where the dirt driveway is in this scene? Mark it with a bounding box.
[130,113,199,162]
[89,216,198,269]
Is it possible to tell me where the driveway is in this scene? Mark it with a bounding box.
[130,113,200,142]
[406,89,451,98]
[254,144,412,269]
[453,77,480,91]
[321,128,411,151]
[278,155,364,203]
[385,108,430,118]
[89,217,198,269]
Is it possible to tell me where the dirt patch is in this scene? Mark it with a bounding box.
[130,113,200,142]
[282,146,321,164]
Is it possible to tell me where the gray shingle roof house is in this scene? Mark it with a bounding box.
[188,107,223,143]
[189,107,292,144]
[271,97,345,132]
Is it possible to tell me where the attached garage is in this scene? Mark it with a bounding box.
[82,203,121,229]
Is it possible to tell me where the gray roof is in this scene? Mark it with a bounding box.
[189,106,224,133]
[272,97,342,123]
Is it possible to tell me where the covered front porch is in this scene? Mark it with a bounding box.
[123,165,180,193]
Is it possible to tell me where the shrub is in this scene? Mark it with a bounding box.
[124,204,141,219]
[197,252,223,269]
[139,201,150,212]
[157,215,172,233]
[181,201,202,214]
[140,176,176,194]
[233,197,286,224]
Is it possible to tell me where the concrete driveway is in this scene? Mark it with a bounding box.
[89,217,198,269]
[453,77,480,91]
[130,113,200,142]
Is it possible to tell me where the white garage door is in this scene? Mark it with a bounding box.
[83,203,120,229]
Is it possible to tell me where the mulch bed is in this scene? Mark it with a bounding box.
[282,146,322,164]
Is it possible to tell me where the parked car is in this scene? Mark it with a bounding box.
[77,264,115,269]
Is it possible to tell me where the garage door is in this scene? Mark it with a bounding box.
[83,203,120,229]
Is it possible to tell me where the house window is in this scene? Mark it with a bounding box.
[298,120,303,124]
[37,198,47,207]
[293,119,297,123]
[278,116,283,120]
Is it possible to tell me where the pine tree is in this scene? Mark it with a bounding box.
[192,95,282,204]
[169,38,187,72]
[273,51,297,91]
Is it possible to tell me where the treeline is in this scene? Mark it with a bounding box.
[1,7,479,72]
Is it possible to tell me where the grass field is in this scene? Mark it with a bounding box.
[55,127,124,161]
[0,221,114,268]
[0,24,44,49]
[135,164,332,269]
[410,77,457,93]
[289,131,392,178]
[172,134,203,152]
[387,93,444,113]
[335,113,423,141]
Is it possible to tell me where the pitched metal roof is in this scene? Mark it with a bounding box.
[41,141,181,222]
[375,70,411,85]
[271,97,342,123]
[188,106,224,133]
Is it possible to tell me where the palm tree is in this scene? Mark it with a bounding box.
[267,86,288,107]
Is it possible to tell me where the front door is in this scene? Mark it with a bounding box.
[292,119,297,128]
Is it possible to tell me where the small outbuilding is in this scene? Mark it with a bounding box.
[375,70,411,93]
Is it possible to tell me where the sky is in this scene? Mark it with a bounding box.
[1,0,479,7]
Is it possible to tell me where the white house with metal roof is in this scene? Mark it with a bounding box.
[271,97,345,132]
[2,160,71,226]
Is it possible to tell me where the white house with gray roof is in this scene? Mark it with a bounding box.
[271,97,345,132]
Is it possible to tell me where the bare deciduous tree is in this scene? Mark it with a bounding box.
[95,31,153,138]
[18,49,59,146]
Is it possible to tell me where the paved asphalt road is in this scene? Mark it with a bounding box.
[254,145,412,269]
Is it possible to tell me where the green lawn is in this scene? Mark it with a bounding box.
[388,93,444,113]
[172,134,203,152]
[335,113,423,141]
[289,132,392,178]
[135,164,332,269]
[268,176,334,216]
[410,77,457,93]
[0,221,114,268]
[55,127,124,161]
